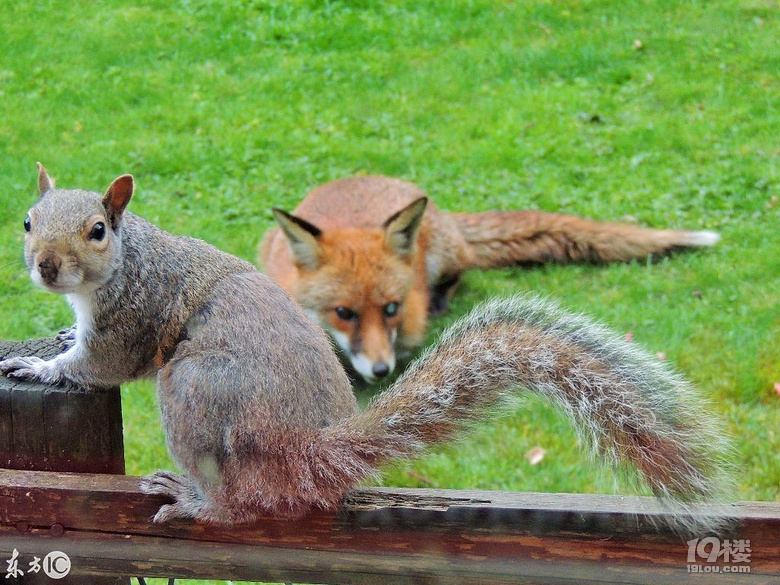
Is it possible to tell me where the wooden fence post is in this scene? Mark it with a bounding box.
[0,338,127,584]
[0,339,124,474]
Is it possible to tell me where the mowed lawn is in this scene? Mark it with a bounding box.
[0,1,778,583]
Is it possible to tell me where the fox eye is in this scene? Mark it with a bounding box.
[383,302,400,317]
[89,221,106,241]
[24,214,31,233]
[335,306,356,321]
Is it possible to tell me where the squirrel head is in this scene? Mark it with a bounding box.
[23,163,134,295]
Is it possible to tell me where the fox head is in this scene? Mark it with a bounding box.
[273,197,427,383]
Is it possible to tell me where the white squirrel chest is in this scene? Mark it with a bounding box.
[66,292,94,345]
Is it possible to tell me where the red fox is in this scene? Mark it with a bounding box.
[260,175,719,383]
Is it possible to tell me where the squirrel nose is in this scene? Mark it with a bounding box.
[372,362,390,379]
[38,257,60,284]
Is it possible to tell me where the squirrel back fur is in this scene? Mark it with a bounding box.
[1,166,731,534]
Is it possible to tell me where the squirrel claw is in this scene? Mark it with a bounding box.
[56,326,77,350]
[140,471,207,523]
[0,356,46,382]
[140,470,189,495]
[150,503,186,524]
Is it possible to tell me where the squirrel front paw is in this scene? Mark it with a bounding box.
[56,325,77,350]
[0,356,61,385]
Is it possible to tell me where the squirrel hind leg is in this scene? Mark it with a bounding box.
[140,470,235,524]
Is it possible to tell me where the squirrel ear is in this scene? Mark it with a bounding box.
[37,162,55,196]
[272,208,322,271]
[384,197,427,257]
[103,174,134,229]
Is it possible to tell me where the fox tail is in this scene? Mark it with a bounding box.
[449,210,719,268]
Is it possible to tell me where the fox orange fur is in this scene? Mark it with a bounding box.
[261,176,719,382]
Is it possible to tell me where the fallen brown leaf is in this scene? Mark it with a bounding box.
[525,446,546,465]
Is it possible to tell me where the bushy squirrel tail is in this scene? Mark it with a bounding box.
[450,210,719,267]
[315,294,731,530]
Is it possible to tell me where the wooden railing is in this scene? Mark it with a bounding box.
[1,339,778,584]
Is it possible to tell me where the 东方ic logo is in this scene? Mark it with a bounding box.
[43,551,71,579]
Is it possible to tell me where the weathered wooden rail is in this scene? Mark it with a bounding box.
[1,339,779,584]
[1,472,779,584]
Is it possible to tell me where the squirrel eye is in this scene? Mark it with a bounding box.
[383,302,400,317]
[24,214,31,233]
[335,306,356,321]
[89,221,106,241]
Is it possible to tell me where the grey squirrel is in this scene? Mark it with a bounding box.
[0,165,730,531]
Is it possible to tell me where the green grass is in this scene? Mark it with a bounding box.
[1,0,779,583]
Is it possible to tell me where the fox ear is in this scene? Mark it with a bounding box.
[103,174,134,229]
[384,197,427,257]
[272,209,322,271]
[37,162,55,196]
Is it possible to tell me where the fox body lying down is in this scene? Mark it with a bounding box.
[261,175,718,383]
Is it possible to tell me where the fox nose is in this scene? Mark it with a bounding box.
[372,362,390,379]
[38,257,60,284]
